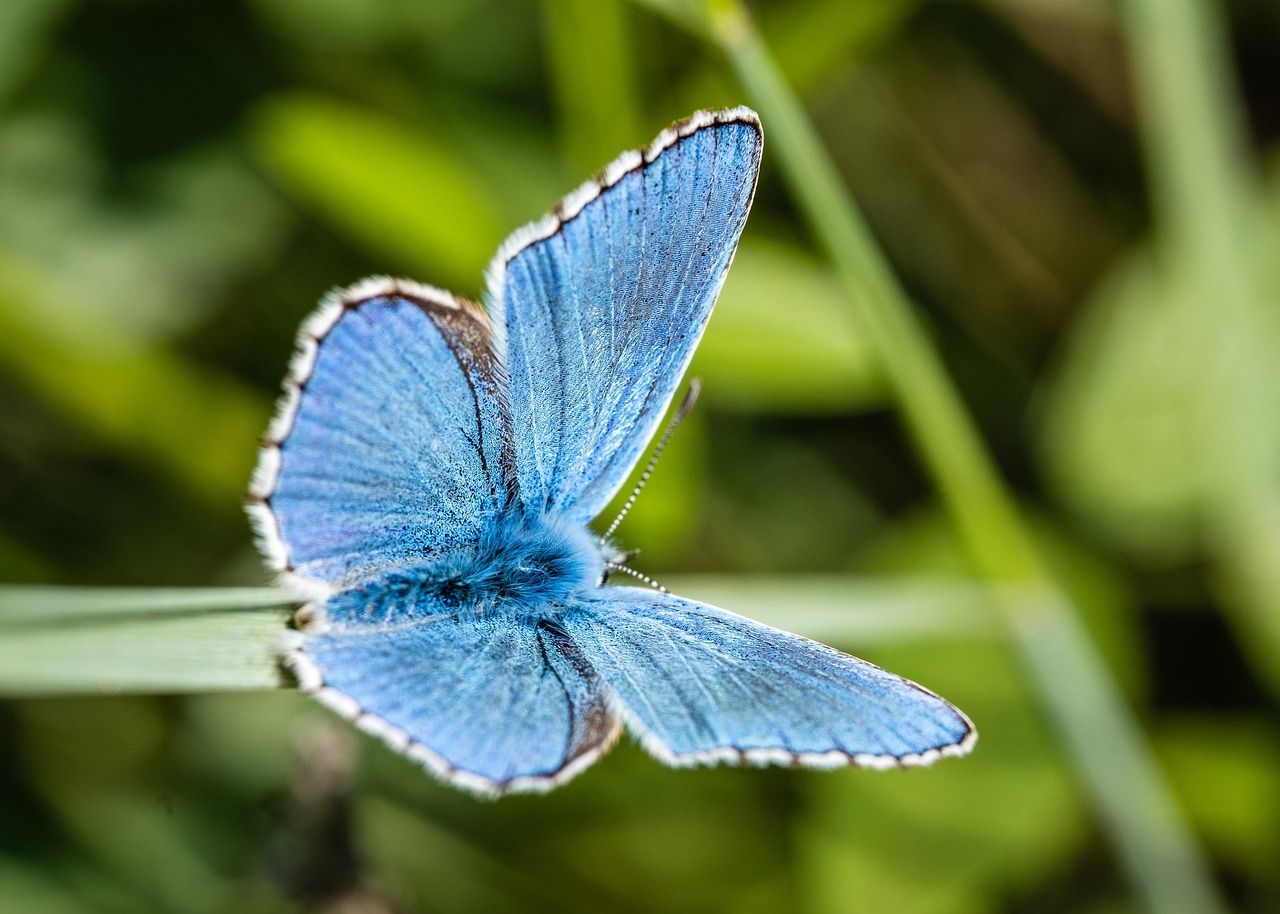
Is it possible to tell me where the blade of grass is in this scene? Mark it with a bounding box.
[666,575,998,643]
[542,0,643,173]
[700,3,1227,912]
[0,579,994,696]
[0,587,294,694]
[0,586,293,625]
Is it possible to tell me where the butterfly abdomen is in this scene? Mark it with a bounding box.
[322,513,606,628]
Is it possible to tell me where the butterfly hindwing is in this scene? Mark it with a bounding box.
[250,279,513,591]
[488,108,763,523]
[288,591,620,795]
[563,587,975,767]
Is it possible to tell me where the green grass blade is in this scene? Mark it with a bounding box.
[0,587,294,694]
[542,0,642,173]
[0,579,992,696]
[699,3,1228,912]
[0,587,294,625]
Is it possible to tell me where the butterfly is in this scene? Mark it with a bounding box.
[248,107,975,796]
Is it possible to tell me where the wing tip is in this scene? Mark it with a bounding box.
[484,105,763,314]
[603,674,977,773]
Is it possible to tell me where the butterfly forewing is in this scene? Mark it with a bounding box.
[488,108,763,524]
[251,281,512,592]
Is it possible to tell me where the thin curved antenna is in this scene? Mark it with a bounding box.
[604,561,669,594]
[599,379,702,544]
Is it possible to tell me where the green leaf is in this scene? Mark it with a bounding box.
[542,0,642,173]
[0,276,269,505]
[1156,716,1280,881]
[694,237,885,413]
[251,94,508,292]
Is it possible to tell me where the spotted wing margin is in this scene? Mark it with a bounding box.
[248,276,516,595]
[486,107,763,524]
[562,587,976,769]
[285,608,621,796]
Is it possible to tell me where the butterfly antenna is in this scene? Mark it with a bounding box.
[604,561,669,594]
[600,379,701,544]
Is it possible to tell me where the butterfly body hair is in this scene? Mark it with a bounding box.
[320,511,608,629]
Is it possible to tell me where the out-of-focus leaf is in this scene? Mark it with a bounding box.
[1037,98,1280,563]
[250,95,507,293]
[1036,254,1205,557]
[0,0,74,106]
[0,857,95,914]
[543,0,642,173]
[855,506,1145,697]
[798,639,1086,914]
[622,0,708,36]
[0,278,269,505]
[1156,717,1280,882]
[41,790,234,914]
[693,237,884,414]
[0,116,288,353]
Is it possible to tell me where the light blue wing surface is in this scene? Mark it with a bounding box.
[251,280,513,590]
[289,599,619,794]
[488,108,763,523]
[563,587,975,767]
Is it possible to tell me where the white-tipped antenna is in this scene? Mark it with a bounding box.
[604,561,669,594]
[600,379,702,543]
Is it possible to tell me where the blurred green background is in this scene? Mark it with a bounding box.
[2,0,1279,912]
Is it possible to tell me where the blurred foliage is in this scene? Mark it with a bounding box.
[1,0,1279,912]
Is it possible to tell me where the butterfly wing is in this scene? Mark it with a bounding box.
[562,587,975,767]
[487,108,763,523]
[287,595,619,795]
[249,278,514,592]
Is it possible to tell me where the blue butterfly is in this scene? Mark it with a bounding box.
[248,107,975,796]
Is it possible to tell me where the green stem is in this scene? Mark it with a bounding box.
[704,4,1227,913]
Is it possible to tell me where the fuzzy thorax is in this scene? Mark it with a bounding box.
[322,514,607,627]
